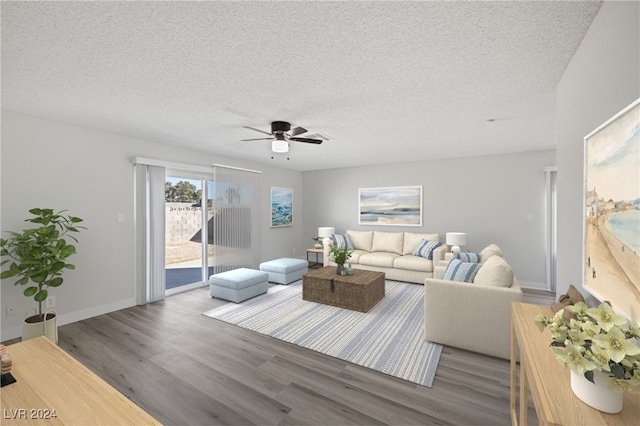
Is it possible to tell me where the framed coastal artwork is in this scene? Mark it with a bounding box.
[583,97,640,323]
[270,187,293,227]
[358,186,422,226]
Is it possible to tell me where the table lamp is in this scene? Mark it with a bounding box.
[317,227,335,247]
[446,232,466,253]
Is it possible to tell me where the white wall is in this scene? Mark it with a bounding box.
[556,0,639,299]
[303,149,557,289]
[1,111,304,340]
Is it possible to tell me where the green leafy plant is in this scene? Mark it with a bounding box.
[535,301,640,393]
[1,208,85,320]
[329,244,353,266]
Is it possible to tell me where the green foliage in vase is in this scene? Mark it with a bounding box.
[329,244,353,266]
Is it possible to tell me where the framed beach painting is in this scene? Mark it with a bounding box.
[270,187,293,227]
[583,97,640,323]
[358,186,422,226]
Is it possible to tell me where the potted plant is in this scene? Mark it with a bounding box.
[535,301,640,413]
[1,208,85,343]
[329,244,353,275]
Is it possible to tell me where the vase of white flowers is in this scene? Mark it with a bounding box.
[535,301,640,413]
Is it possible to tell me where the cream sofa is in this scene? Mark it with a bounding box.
[322,230,447,284]
[423,244,523,360]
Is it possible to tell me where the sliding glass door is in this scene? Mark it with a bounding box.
[134,158,261,303]
[165,174,214,295]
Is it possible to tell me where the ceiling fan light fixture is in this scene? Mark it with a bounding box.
[242,121,323,153]
[272,139,289,153]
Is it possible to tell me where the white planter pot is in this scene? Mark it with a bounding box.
[22,310,58,343]
[570,370,623,413]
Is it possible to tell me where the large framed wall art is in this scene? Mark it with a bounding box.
[270,187,293,227]
[583,97,640,323]
[358,186,423,226]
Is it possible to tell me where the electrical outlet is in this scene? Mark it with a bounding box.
[5,306,16,317]
[45,295,56,309]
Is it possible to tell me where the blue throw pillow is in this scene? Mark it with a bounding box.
[443,259,481,283]
[453,252,481,263]
[332,234,354,250]
[413,239,442,260]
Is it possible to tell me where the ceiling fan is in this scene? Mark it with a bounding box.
[242,121,323,153]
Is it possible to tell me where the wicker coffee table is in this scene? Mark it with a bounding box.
[302,266,385,312]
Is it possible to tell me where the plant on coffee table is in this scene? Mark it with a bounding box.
[329,245,353,275]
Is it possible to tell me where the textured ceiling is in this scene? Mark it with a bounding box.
[1,1,602,171]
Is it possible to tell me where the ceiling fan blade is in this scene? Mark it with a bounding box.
[241,137,274,141]
[242,126,272,136]
[289,137,323,144]
[289,126,307,137]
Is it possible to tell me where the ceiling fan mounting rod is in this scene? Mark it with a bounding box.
[271,121,291,134]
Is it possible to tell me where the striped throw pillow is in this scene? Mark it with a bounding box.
[413,239,442,260]
[453,252,481,263]
[331,234,354,250]
[442,259,481,283]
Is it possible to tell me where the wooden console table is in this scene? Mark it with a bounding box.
[510,302,639,425]
[1,337,160,425]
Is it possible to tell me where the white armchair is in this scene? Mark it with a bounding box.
[423,246,523,360]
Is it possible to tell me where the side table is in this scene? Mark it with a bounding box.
[306,247,323,269]
[510,302,639,425]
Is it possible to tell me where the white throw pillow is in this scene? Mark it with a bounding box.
[346,230,374,252]
[371,231,404,255]
[479,244,503,263]
[473,255,513,287]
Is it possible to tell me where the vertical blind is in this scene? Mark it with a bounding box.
[211,164,262,273]
[134,163,166,304]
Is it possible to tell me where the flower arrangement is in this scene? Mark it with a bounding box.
[535,301,640,393]
[329,244,353,266]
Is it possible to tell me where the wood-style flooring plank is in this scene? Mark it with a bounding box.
[149,350,292,425]
[276,382,387,426]
[263,354,447,425]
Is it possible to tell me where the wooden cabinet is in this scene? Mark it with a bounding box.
[1,337,159,425]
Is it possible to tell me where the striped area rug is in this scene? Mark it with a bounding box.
[203,279,442,388]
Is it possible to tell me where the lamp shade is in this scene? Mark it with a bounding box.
[271,139,289,153]
[317,227,335,239]
[446,232,466,252]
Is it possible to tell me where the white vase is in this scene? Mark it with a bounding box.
[570,370,623,413]
[22,310,58,343]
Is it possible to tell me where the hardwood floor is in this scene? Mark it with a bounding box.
[17,286,549,425]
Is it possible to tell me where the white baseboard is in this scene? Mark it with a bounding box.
[1,297,137,342]
[518,280,550,292]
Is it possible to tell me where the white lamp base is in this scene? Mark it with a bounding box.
[451,245,461,253]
